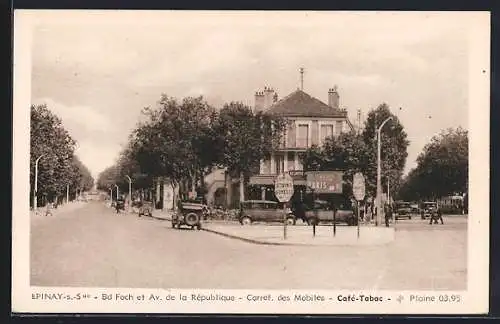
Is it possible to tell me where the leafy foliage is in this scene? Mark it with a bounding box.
[30,104,94,204]
[398,127,468,200]
[300,103,409,199]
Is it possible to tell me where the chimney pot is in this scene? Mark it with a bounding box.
[328,86,340,109]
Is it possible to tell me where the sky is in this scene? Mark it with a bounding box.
[28,11,474,180]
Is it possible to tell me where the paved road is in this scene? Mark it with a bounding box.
[31,202,466,290]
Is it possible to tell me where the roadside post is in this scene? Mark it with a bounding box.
[306,171,343,239]
[274,173,294,240]
[353,172,366,239]
[333,206,336,237]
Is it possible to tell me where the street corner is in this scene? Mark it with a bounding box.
[200,224,395,247]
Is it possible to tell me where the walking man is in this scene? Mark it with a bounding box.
[384,203,392,227]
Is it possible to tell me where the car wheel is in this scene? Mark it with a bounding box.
[240,216,252,225]
[307,218,318,226]
[286,217,296,225]
[185,213,200,226]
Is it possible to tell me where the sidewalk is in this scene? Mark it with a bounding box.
[30,201,87,217]
[201,223,394,246]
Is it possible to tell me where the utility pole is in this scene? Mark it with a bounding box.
[357,109,361,135]
[33,154,45,213]
[125,175,132,212]
[376,116,393,226]
[299,67,304,91]
[66,184,70,204]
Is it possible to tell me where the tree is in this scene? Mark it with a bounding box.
[361,103,410,198]
[126,94,220,203]
[398,127,468,200]
[213,102,287,202]
[300,131,373,198]
[30,104,94,205]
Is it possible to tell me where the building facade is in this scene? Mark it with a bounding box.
[203,85,354,207]
[249,86,353,195]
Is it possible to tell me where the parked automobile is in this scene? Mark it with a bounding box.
[420,201,438,219]
[394,201,412,220]
[238,200,295,225]
[133,200,153,217]
[410,203,419,214]
[172,201,203,230]
[303,199,358,226]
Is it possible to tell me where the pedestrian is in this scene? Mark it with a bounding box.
[45,201,53,216]
[384,203,392,227]
[429,203,444,225]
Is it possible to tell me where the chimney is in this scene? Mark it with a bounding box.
[264,86,275,109]
[254,91,265,112]
[273,92,278,103]
[328,85,340,109]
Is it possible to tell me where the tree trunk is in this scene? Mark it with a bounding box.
[224,169,229,209]
[239,172,245,204]
[171,181,177,210]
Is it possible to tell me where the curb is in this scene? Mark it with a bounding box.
[200,227,298,246]
[200,226,395,247]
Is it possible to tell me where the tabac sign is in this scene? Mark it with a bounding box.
[306,171,343,194]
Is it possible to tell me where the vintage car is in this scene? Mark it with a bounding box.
[303,199,358,226]
[238,200,295,225]
[394,201,412,220]
[172,201,203,230]
[420,201,438,219]
[132,200,153,217]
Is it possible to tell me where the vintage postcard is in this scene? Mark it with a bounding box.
[12,10,490,315]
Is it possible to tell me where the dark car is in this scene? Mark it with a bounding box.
[238,200,295,225]
[303,199,358,226]
[420,201,438,219]
[394,201,412,220]
[133,200,153,217]
[172,201,203,230]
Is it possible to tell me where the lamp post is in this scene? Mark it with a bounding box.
[376,116,393,226]
[33,154,45,213]
[114,184,119,201]
[125,175,132,211]
[109,187,113,206]
[66,184,70,204]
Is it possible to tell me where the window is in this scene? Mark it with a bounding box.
[335,121,343,135]
[275,155,285,174]
[297,124,309,148]
[320,124,333,145]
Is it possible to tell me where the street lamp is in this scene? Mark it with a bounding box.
[33,154,45,213]
[125,175,132,211]
[376,116,393,226]
[114,184,119,201]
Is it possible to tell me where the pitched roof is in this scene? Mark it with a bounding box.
[267,89,347,118]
